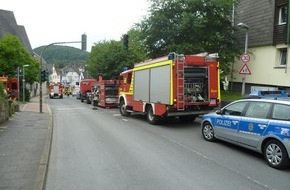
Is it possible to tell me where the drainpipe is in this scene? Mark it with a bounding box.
[230,0,235,91]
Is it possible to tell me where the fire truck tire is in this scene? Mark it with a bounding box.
[119,100,131,116]
[147,106,159,125]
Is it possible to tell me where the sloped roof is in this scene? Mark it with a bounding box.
[0,9,33,55]
[62,64,83,75]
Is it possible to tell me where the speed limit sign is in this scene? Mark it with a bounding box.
[240,53,250,63]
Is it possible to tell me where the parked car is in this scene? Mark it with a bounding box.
[201,98,290,169]
[72,89,80,97]
[75,91,80,99]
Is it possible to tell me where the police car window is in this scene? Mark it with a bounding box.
[222,102,248,116]
[272,104,290,120]
[244,102,271,119]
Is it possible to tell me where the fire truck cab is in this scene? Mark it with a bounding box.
[49,82,64,99]
[80,79,98,103]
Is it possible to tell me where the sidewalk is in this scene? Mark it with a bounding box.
[0,96,52,190]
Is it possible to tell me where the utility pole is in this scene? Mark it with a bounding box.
[39,35,87,113]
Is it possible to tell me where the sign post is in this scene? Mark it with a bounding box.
[237,22,250,97]
[239,52,251,97]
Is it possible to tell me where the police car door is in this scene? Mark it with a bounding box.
[238,102,271,148]
[214,101,248,142]
[268,103,290,142]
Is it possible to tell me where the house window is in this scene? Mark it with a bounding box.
[279,5,287,25]
[279,48,287,66]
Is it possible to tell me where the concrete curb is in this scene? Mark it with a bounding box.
[33,113,53,190]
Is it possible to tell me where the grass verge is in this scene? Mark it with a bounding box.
[220,90,242,101]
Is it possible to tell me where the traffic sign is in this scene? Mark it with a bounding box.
[239,64,251,75]
[240,53,250,63]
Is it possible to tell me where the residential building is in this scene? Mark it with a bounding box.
[232,0,290,94]
[61,69,80,86]
[0,9,33,55]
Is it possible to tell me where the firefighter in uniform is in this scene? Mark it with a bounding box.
[92,86,100,110]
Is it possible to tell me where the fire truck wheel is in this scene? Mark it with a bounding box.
[119,100,131,116]
[147,106,159,125]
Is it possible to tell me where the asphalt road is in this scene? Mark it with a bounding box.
[45,96,290,190]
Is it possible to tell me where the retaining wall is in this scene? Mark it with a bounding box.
[0,100,9,124]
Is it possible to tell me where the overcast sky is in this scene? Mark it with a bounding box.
[1,0,149,52]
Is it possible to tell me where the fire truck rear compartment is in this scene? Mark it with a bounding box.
[183,67,208,104]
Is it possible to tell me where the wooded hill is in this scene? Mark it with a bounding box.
[33,45,89,69]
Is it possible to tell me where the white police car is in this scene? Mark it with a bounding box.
[201,98,290,169]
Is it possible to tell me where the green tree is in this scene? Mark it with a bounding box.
[138,0,240,75]
[87,29,148,79]
[24,58,39,84]
[0,34,39,84]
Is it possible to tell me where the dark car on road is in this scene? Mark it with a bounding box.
[201,98,290,170]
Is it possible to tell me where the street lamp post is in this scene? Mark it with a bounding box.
[17,67,20,101]
[23,64,29,102]
[39,40,84,113]
[237,22,250,97]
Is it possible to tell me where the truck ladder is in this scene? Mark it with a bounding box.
[176,58,185,110]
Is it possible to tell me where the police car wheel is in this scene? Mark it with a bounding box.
[202,122,215,142]
[263,140,289,170]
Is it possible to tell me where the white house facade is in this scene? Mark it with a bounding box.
[232,0,290,94]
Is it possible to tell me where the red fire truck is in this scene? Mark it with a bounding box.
[90,75,119,108]
[79,79,98,103]
[0,75,18,100]
[49,82,64,99]
[118,52,220,124]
